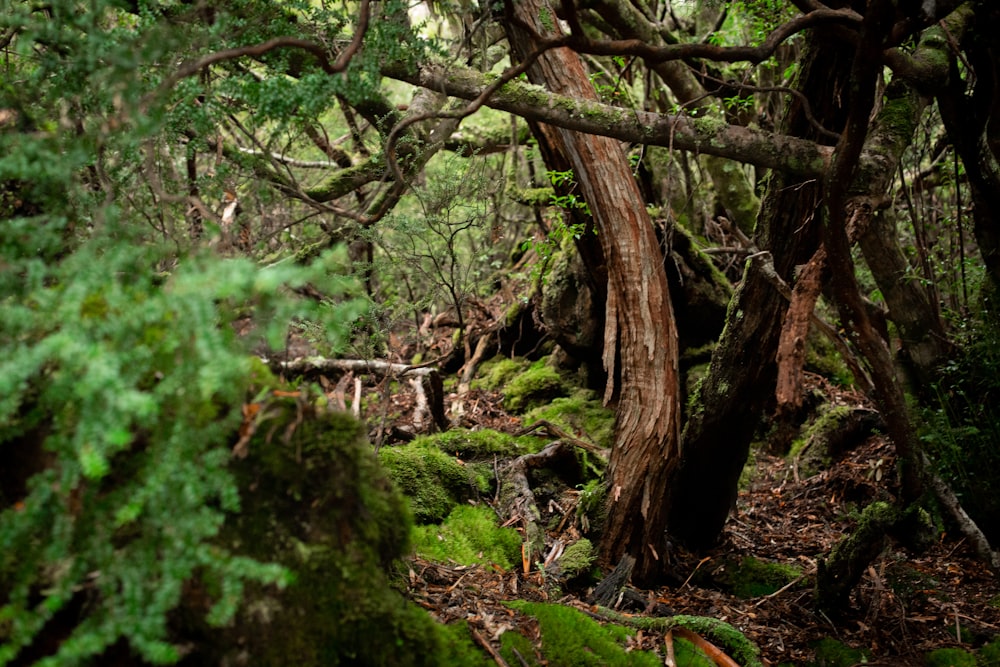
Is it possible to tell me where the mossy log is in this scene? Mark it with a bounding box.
[815,501,898,614]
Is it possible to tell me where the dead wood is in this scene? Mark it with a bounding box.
[924,454,1000,572]
[776,247,826,410]
[498,440,580,567]
[262,356,447,431]
[589,553,636,607]
[516,419,608,456]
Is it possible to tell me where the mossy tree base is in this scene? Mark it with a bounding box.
[174,395,489,666]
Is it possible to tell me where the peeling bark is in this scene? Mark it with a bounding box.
[503,0,681,582]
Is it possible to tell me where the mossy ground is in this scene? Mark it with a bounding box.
[505,601,666,666]
[716,556,802,599]
[924,647,977,667]
[410,504,522,569]
[522,389,615,450]
[808,637,871,667]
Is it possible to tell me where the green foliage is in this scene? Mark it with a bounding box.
[378,441,485,523]
[919,313,1000,543]
[410,504,522,569]
[0,236,362,665]
[0,2,379,662]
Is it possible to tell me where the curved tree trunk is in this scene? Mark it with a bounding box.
[502,0,681,581]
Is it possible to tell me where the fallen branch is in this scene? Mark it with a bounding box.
[262,356,447,431]
[924,454,1000,572]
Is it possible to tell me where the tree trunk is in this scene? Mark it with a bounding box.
[503,0,681,581]
[667,35,854,551]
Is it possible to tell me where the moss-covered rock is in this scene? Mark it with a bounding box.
[176,398,489,666]
[379,440,486,523]
[411,504,522,569]
[503,359,570,413]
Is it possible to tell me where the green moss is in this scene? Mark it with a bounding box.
[788,405,854,475]
[184,402,490,666]
[379,441,482,523]
[523,389,615,449]
[557,539,595,578]
[476,356,529,391]
[503,359,570,413]
[500,630,542,666]
[809,637,870,667]
[924,647,977,667]
[980,638,1000,666]
[577,478,608,534]
[508,602,662,666]
[417,427,541,458]
[411,504,522,569]
[717,556,801,599]
[805,330,853,387]
[588,609,762,667]
[500,630,542,667]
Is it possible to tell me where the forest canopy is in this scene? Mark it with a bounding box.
[2,0,1000,663]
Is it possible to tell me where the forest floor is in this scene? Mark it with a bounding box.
[370,373,1000,666]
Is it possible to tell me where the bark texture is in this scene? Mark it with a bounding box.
[503,0,681,581]
[667,35,853,551]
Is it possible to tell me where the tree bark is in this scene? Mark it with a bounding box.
[667,34,854,551]
[503,0,681,582]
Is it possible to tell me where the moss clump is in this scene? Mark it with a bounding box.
[411,504,522,569]
[557,538,596,579]
[180,401,490,666]
[789,405,854,476]
[500,630,542,666]
[523,389,615,450]
[809,637,870,667]
[924,647,977,667]
[503,359,570,413]
[577,478,608,534]
[596,610,762,667]
[980,638,1000,666]
[417,427,542,458]
[718,556,801,599]
[379,441,484,523]
[476,357,529,391]
[508,601,663,666]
